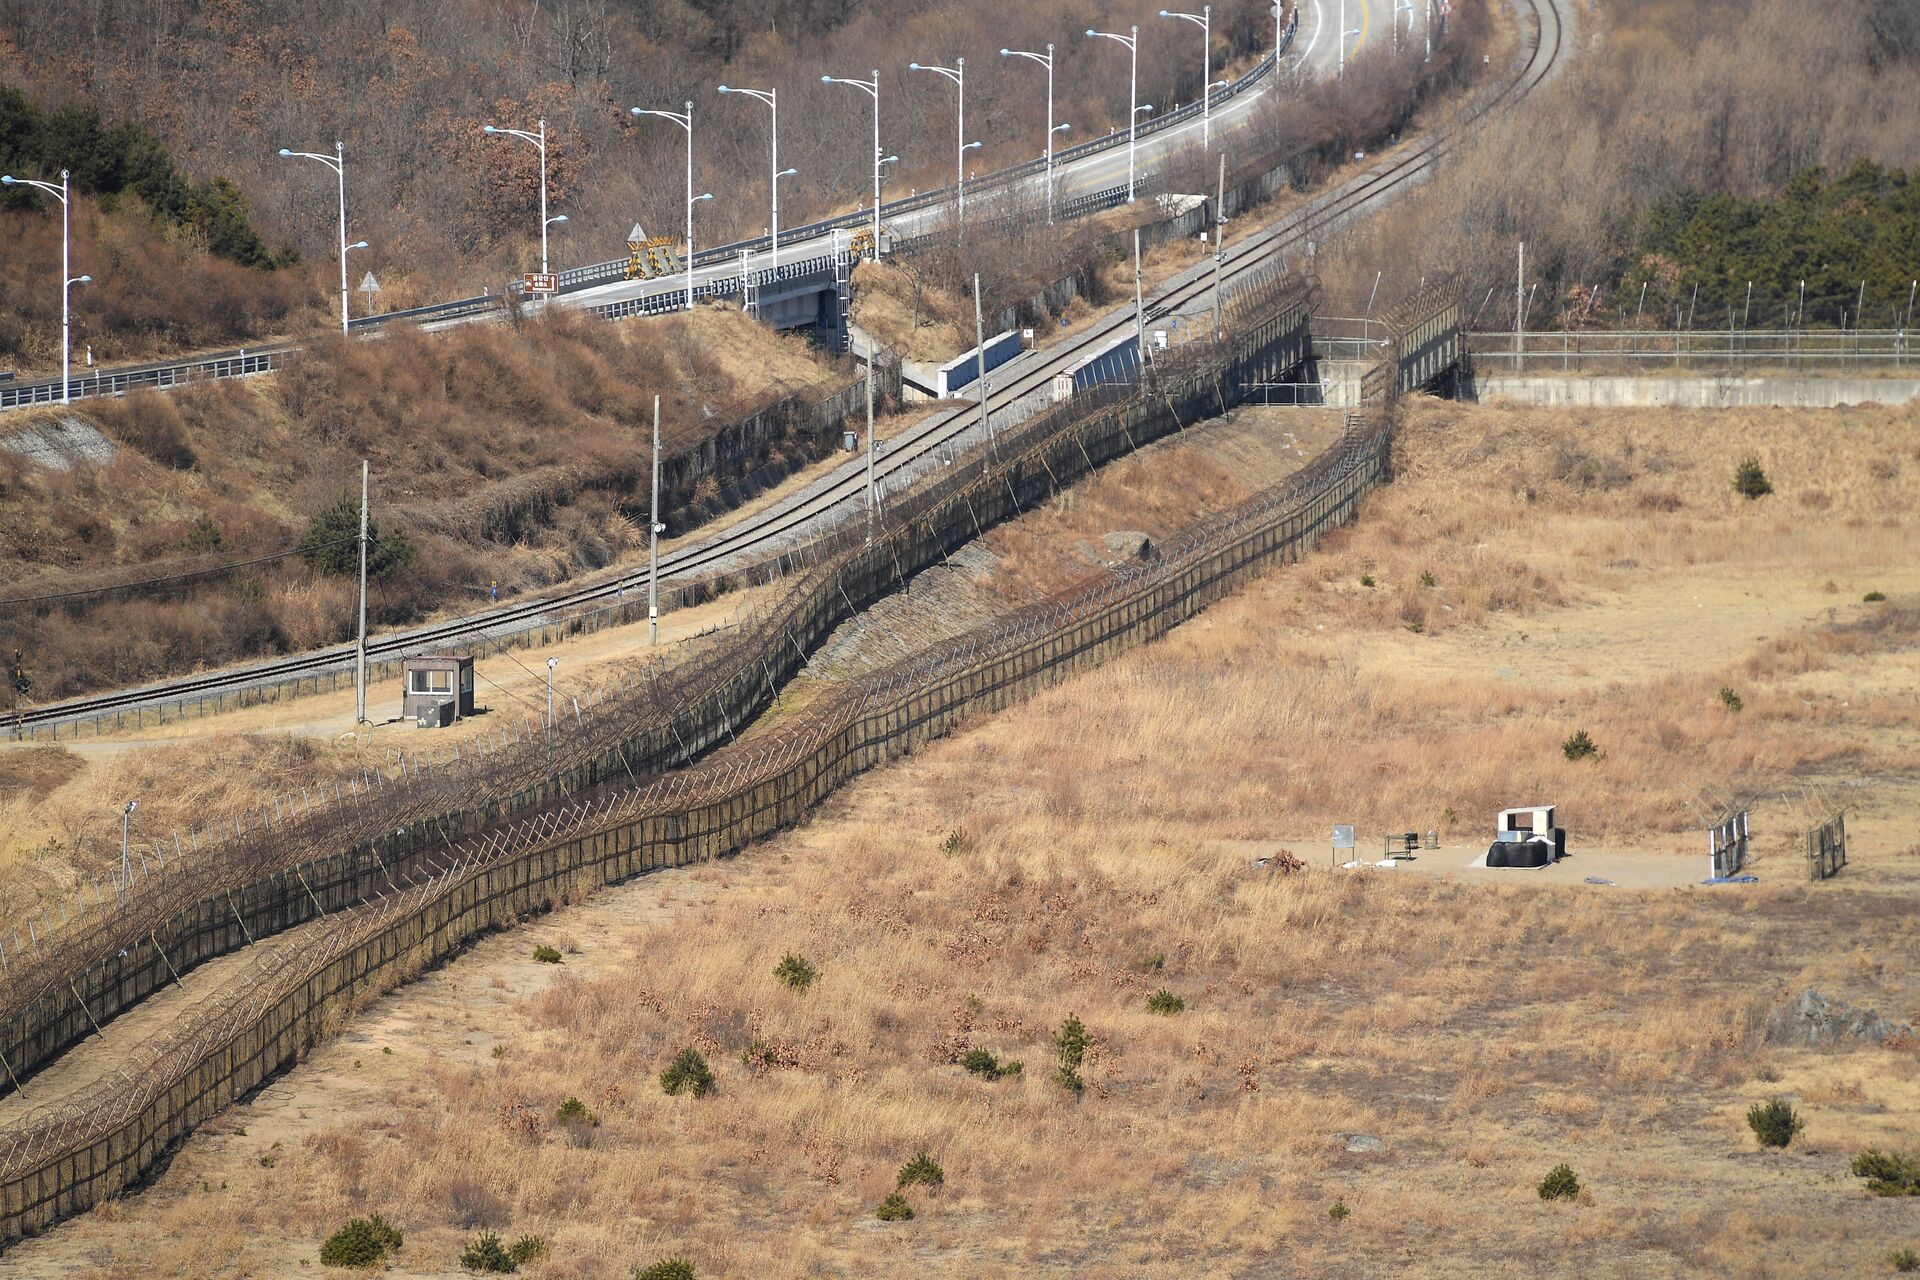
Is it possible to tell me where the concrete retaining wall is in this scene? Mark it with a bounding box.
[1470,375,1920,409]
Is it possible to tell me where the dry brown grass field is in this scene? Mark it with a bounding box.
[5,399,1919,1278]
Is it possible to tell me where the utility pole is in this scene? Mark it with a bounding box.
[1212,153,1226,338]
[356,459,369,727]
[545,658,558,773]
[974,273,991,442]
[1515,241,1525,369]
[1134,228,1146,364]
[648,395,661,646]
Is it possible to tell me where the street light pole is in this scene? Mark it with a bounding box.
[3,170,94,405]
[1087,27,1140,202]
[278,142,354,335]
[823,71,886,532]
[630,103,710,312]
[1001,45,1056,222]
[482,118,556,275]
[717,85,785,269]
[1160,8,1212,152]
[908,58,968,217]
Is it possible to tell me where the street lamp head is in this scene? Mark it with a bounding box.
[879,154,900,166]
[347,240,369,250]
[73,274,92,284]
[483,125,500,134]
[1053,123,1074,133]
[820,75,833,83]
[717,85,732,93]
[963,141,982,152]
[999,48,1011,56]
[777,167,798,177]
[277,149,293,157]
[0,176,13,185]
[547,657,559,670]
[693,192,714,202]
[908,62,922,70]
[1138,104,1156,114]
[1085,29,1098,36]
[548,214,569,225]
[629,106,643,116]
[124,799,138,814]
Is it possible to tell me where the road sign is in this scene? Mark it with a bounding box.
[524,272,558,295]
[358,272,380,295]
[1332,825,1356,849]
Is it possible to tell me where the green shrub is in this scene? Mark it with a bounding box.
[875,1192,914,1221]
[1055,1014,1088,1094]
[773,953,817,991]
[319,1214,404,1267]
[1146,990,1185,1015]
[1734,456,1773,499]
[300,490,414,578]
[1718,686,1743,713]
[897,1152,944,1190]
[1137,952,1166,972]
[555,1096,599,1127]
[1851,1149,1920,1196]
[939,828,968,856]
[636,1261,696,1280]
[532,945,562,964]
[508,1235,550,1265]
[1419,570,1436,588]
[1537,1164,1581,1201]
[1746,1098,1804,1149]
[1890,1249,1919,1274]
[1328,1199,1350,1222]
[960,1048,1022,1080]
[460,1229,518,1273]
[1865,590,1887,602]
[1561,729,1598,761]
[660,1048,714,1098]
[1359,573,1375,588]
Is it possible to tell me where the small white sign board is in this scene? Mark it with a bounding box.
[1332,825,1356,850]
[358,272,380,295]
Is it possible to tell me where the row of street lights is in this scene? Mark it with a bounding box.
[10,10,1290,398]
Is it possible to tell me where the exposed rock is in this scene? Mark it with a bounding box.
[0,415,117,471]
[1100,530,1156,564]
[1764,989,1909,1048]
[1344,1135,1386,1154]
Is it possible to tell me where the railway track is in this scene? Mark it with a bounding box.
[7,0,1569,738]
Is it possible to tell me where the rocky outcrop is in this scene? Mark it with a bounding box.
[1764,989,1910,1048]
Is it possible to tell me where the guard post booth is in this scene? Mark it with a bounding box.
[401,653,475,727]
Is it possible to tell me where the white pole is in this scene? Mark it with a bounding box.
[1204,7,1211,152]
[537,119,549,276]
[870,71,880,536]
[60,170,70,405]
[1045,49,1055,222]
[1340,0,1347,79]
[974,273,989,441]
[649,395,660,646]
[335,142,349,336]
[1134,228,1145,361]
[957,58,966,218]
[1129,27,1138,202]
[356,459,369,726]
[1425,0,1432,60]
[771,91,780,270]
[685,101,695,312]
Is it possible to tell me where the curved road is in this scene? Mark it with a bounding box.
[7,0,1570,737]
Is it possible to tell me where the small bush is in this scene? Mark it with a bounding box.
[320,1214,404,1267]
[1419,570,1436,588]
[1561,729,1598,761]
[773,953,817,991]
[1734,456,1773,499]
[460,1229,518,1273]
[1537,1164,1581,1201]
[875,1192,914,1221]
[960,1048,1022,1080]
[1864,590,1887,602]
[1146,990,1185,1015]
[1328,1199,1350,1221]
[1137,952,1165,972]
[898,1152,944,1190]
[532,945,562,964]
[555,1096,599,1127]
[1890,1249,1918,1274]
[636,1261,696,1280]
[1718,686,1743,713]
[1055,1014,1088,1093]
[1746,1098,1805,1149]
[660,1048,714,1098]
[508,1235,550,1265]
[939,828,968,856]
[1851,1149,1920,1196]
[1359,573,1376,588]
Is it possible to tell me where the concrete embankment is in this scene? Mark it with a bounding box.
[1466,375,1920,409]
